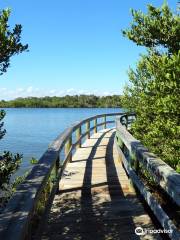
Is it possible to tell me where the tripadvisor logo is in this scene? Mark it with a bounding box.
[135,227,144,235]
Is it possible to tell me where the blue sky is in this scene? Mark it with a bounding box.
[0,0,177,99]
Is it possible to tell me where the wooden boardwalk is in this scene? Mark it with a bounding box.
[41,129,161,240]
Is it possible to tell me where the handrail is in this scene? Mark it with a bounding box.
[116,117,180,206]
[0,112,124,240]
[115,116,180,240]
[119,113,136,129]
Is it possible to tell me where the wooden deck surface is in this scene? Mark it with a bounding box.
[41,129,161,240]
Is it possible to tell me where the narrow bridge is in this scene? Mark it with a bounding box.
[0,113,180,240]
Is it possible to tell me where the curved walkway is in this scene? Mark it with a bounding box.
[41,129,161,240]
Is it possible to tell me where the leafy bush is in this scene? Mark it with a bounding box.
[0,8,28,74]
[0,8,28,209]
[122,3,180,172]
[0,111,23,208]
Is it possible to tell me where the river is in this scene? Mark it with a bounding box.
[0,108,122,175]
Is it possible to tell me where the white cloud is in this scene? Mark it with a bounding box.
[103,91,111,96]
[66,88,74,93]
[0,87,121,100]
[27,86,33,93]
[1,88,7,92]
[17,88,24,93]
[49,89,56,94]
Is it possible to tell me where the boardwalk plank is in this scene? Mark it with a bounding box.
[41,129,161,240]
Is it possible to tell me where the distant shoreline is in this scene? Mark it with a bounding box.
[0,95,123,108]
[0,107,121,108]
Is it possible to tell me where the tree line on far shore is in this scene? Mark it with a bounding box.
[0,95,123,108]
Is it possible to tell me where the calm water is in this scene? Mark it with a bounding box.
[0,108,122,175]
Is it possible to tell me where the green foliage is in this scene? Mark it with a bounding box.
[0,152,22,208]
[0,8,28,209]
[0,110,6,140]
[0,152,22,189]
[0,95,123,108]
[176,163,180,174]
[30,157,38,164]
[122,3,180,172]
[0,8,28,74]
[11,172,28,191]
[122,3,179,54]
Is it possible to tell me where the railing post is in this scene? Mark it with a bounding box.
[125,115,128,129]
[55,155,60,178]
[103,115,106,129]
[65,136,72,162]
[76,126,81,149]
[135,158,140,175]
[86,121,90,139]
[55,155,60,193]
[94,118,97,133]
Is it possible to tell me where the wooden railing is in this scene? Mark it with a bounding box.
[115,115,180,240]
[0,112,124,240]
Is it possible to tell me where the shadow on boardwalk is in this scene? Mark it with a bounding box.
[41,130,155,240]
